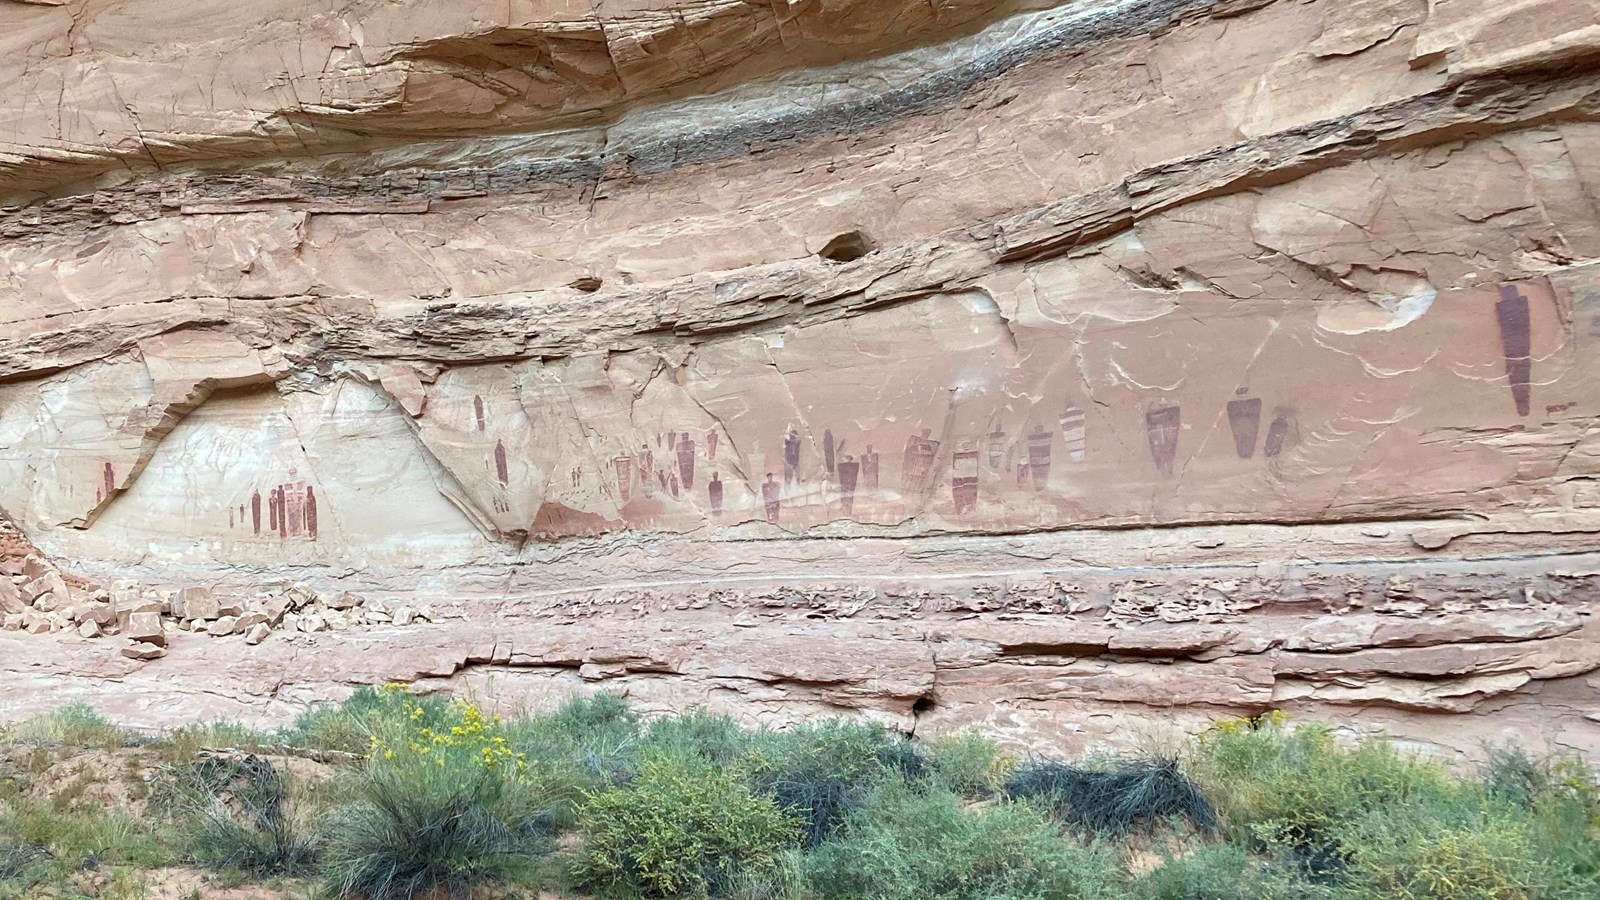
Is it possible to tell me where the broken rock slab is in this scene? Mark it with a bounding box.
[323,591,365,610]
[259,595,290,625]
[71,603,117,627]
[115,597,165,631]
[121,641,166,661]
[123,611,166,647]
[0,578,23,615]
[22,570,68,609]
[177,586,220,620]
[21,608,50,634]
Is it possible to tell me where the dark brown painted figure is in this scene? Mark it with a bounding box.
[473,395,486,432]
[284,476,306,535]
[901,429,940,495]
[783,429,802,485]
[637,444,654,497]
[1496,284,1533,417]
[305,487,318,540]
[252,491,261,534]
[613,455,633,504]
[677,436,695,491]
[494,440,509,485]
[823,429,836,476]
[985,429,1006,470]
[838,455,860,515]
[1026,426,1052,490]
[1146,404,1181,477]
[761,474,781,523]
[1226,390,1262,459]
[708,472,724,516]
[952,448,979,515]
[1264,411,1292,458]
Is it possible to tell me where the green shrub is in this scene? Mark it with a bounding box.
[541,693,641,744]
[157,720,275,761]
[1132,843,1260,900]
[573,753,800,897]
[639,708,752,768]
[1481,746,1600,891]
[505,693,641,800]
[1336,809,1566,900]
[719,847,812,900]
[876,735,932,783]
[743,720,914,848]
[278,684,454,753]
[803,779,1121,900]
[930,731,1014,796]
[1191,719,1454,858]
[321,690,550,899]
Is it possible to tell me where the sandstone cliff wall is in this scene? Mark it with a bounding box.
[2,0,1599,759]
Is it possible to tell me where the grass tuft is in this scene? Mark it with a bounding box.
[320,686,550,899]
[2,703,126,748]
[157,753,319,877]
[1006,757,1217,838]
[322,766,545,900]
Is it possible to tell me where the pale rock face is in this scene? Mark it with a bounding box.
[2,0,1600,759]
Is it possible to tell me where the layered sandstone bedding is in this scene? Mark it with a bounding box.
[1,0,1599,758]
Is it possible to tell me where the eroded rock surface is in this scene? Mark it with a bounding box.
[2,0,1599,759]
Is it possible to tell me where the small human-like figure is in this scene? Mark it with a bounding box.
[762,473,781,523]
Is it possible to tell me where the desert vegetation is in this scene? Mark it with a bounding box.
[1,693,1597,899]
